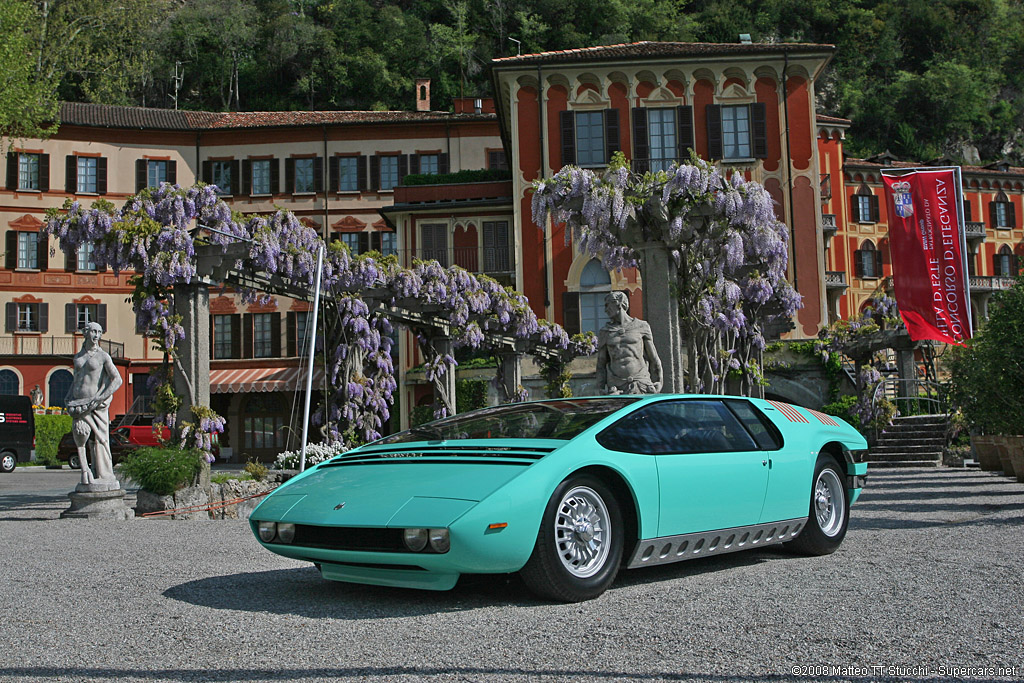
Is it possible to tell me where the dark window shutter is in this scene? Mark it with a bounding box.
[963,200,972,222]
[869,195,880,223]
[5,231,16,269]
[38,303,48,333]
[604,108,620,162]
[706,105,723,160]
[230,160,239,194]
[854,250,864,278]
[231,314,241,358]
[1009,202,1017,228]
[397,154,408,185]
[631,107,649,172]
[358,232,370,254]
[328,156,339,192]
[286,311,297,357]
[314,156,324,193]
[285,158,295,193]
[357,155,367,191]
[992,252,1000,275]
[136,159,147,191]
[5,303,16,332]
[241,159,251,196]
[851,199,860,222]
[97,157,107,195]
[36,232,47,272]
[369,155,380,191]
[560,110,576,167]
[202,160,212,185]
[562,292,580,336]
[270,312,282,357]
[874,250,883,276]
[439,153,449,174]
[66,155,77,193]
[98,304,107,331]
[268,158,278,194]
[208,314,215,356]
[677,105,694,159]
[65,248,76,272]
[167,160,177,185]
[242,313,253,358]
[409,154,420,175]
[6,153,16,190]
[751,103,768,158]
[65,303,76,333]
[38,154,49,192]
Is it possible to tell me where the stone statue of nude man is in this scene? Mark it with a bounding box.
[595,291,664,395]
[65,322,123,491]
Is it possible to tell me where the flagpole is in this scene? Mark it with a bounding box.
[299,244,324,472]
[954,165,973,338]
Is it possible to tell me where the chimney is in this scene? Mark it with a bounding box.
[415,79,431,112]
[473,98,482,114]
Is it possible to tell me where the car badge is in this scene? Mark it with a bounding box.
[334,502,346,510]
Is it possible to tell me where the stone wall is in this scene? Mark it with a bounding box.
[135,470,297,520]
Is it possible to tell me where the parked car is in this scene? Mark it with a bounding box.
[112,415,170,446]
[250,395,869,602]
[0,395,35,473]
[57,429,140,469]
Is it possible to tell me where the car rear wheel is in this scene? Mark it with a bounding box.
[69,453,81,470]
[786,454,849,555]
[519,475,623,602]
[0,452,15,473]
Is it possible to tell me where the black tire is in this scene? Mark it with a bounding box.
[786,454,849,555]
[0,452,15,473]
[69,453,81,470]
[519,475,624,602]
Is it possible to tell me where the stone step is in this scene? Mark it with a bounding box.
[873,439,947,449]
[880,425,947,435]
[866,459,942,468]
[868,450,944,461]
[870,445,946,455]
[890,414,947,423]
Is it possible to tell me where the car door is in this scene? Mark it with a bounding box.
[598,399,769,537]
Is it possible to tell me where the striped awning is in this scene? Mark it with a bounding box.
[210,366,324,394]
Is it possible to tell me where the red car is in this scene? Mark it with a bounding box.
[57,430,140,469]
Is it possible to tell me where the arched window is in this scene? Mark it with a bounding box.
[855,239,882,279]
[852,184,879,223]
[579,259,612,335]
[990,190,1016,229]
[0,369,18,395]
[994,245,1018,277]
[242,394,287,453]
[48,369,73,408]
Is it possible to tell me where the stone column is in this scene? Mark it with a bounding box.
[896,348,917,402]
[429,333,456,416]
[637,242,684,393]
[173,281,211,429]
[497,345,525,402]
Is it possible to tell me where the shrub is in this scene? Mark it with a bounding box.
[456,378,488,413]
[273,441,347,469]
[35,413,72,466]
[821,395,860,429]
[410,405,434,427]
[118,447,206,496]
[244,459,268,482]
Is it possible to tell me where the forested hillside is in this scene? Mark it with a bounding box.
[5,0,1024,163]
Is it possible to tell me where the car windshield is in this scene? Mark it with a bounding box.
[374,397,640,444]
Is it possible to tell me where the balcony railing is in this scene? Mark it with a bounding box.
[401,246,514,274]
[969,276,1016,293]
[965,222,986,240]
[0,336,125,358]
[825,271,848,288]
[821,213,837,233]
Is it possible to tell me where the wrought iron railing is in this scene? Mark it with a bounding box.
[825,271,847,287]
[965,221,986,239]
[821,213,837,231]
[0,336,125,358]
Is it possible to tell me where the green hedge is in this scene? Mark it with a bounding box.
[35,413,72,466]
[118,447,206,496]
[401,168,511,186]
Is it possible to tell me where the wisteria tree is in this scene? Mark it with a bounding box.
[532,153,801,396]
[46,183,595,453]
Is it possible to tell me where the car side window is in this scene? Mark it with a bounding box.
[597,400,758,454]
[724,399,784,450]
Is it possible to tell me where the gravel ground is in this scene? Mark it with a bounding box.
[1,466,1021,683]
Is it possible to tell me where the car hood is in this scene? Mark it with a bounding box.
[254,440,560,528]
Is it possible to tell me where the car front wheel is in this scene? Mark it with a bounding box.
[519,475,623,602]
[786,454,849,555]
[69,453,81,469]
[1,452,16,473]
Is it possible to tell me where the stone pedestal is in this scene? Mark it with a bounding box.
[61,488,135,520]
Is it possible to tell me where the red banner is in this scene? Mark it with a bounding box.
[881,168,972,345]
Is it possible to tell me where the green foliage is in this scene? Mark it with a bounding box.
[540,356,572,399]
[244,459,268,482]
[949,277,1024,434]
[118,447,206,496]
[402,168,511,186]
[821,395,860,430]
[410,404,434,427]
[0,0,59,152]
[34,413,72,466]
[211,471,253,484]
[456,378,488,413]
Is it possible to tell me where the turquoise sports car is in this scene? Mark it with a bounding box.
[251,395,868,602]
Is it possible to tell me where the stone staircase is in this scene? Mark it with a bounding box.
[866,414,948,468]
